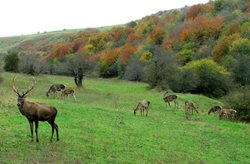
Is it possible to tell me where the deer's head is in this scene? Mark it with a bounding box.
[12,76,36,108]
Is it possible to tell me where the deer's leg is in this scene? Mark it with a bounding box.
[48,119,55,142]
[194,108,199,113]
[35,121,39,142]
[185,109,189,120]
[167,101,171,107]
[72,93,76,101]
[146,108,148,117]
[29,121,34,142]
[54,122,59,141]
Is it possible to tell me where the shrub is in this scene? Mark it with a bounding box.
[228,38,250,85]
[19,55,46,75]
[4,51,19,72]
[169,69,200,93]
[124,60,144,81]
[224,86,250,122]
[178,49,195,65]
[180,59,231,97]
[144,46,178,90]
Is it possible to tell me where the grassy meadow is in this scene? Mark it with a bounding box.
[0,72,249,163]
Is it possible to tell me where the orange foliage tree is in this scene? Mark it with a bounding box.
[212,34,240,62]
[180,16,224,43]
[120,44,138,63]
[185,4,204,20]
[100,48,120,75]
[49,43,73,58]
[150,25,165,45]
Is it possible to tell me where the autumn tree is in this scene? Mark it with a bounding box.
[150,25,165,45]
[212,34,240,62]
[99,48,120,77]
[185,4,204,20]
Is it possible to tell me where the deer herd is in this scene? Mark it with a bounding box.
[11,76,238,143]
[134,91,237,121]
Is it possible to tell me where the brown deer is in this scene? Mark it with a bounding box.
[163,91,178,109]
[184,100,199,120]
[12,76,59,142]
[219,109,237,120]
[46,84,65,97]
[61,88,76,101]
[208,105,222,115]
[134,100,150,116]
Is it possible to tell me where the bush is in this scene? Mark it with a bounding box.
[124,60,144,81]
[224,86,250,122]
[228,38,250,85]
[144,46,178,90]
[19,55,47,75]
[178,59,231,97]
[4,51,19,72]
[169,69,200,93]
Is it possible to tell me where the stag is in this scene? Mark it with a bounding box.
[46,84,65,97]
[219,109,237,120]
[61,88,76,101]
[163,91,178,108]
[208,105,222,115]
[184,100,199,120]
[12,76,59,142]
[134,100,150,116]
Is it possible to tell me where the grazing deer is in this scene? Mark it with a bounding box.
[184,100,199,120]
[219,109,237,120]
[163,91,178,109]
[134,100,150,117]
[61,88,76,101]
[208,105,222,115]
[46,84,65,97]
[12,76,59,142]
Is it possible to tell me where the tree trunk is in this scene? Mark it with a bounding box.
[74,68,83,88]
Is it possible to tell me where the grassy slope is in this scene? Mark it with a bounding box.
[0,72,249,163]
[0,25,116,54]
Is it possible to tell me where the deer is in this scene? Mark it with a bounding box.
[184,100,199,120]
[219,108,237,121]
[134,100,150,117]
[46,84,65,97]
[163,91,178,109]
[61,88,76,101]
[12,76,59,142]
[208,105,222,115]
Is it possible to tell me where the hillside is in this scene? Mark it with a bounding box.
[0,72,249,163]
[1,0,250,95]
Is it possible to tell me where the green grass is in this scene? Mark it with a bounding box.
[0,72,249,163]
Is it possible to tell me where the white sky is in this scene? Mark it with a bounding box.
[0,0,209,37]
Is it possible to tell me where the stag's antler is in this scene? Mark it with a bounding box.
[22,77,37,96]
[12,76,37,96]
[12,76,20,96]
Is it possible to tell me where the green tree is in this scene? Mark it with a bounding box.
[229,38,250,85]
[224,86,250,122]
[4,51,19,72]
[182,59,231,97]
